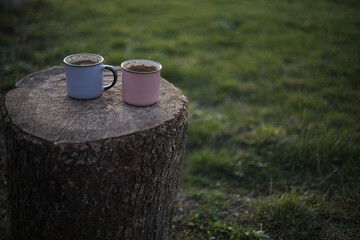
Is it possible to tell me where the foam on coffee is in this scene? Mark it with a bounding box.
[71,60,98,66]
[127,64,157,72]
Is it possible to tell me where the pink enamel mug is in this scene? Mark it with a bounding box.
[121,59,162,106]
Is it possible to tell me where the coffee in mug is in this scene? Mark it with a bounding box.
[127,65,157,72]
[71,60,98,66]
[63,53,117,100]
[121,59,162,106]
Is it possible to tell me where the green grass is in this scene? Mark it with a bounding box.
[1,0,360,239]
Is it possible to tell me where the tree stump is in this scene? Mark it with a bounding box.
[1,66,188,240]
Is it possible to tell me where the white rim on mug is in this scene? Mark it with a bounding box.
[64,53,104,67]
[121,59,162,74]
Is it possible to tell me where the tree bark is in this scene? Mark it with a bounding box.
[1,66,188,240]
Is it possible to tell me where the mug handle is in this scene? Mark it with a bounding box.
[103,65,118,91]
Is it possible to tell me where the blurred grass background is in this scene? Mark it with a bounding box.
[1,0,360,239]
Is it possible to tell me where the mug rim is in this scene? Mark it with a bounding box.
[63,53,104,67]
[121,59,162,74]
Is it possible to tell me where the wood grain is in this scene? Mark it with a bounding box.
[6,66,187,143]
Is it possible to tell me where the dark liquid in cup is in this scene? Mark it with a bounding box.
[71,60,97,65]
[127,65,157,72]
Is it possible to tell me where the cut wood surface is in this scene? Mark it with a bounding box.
[5,66,187,143]
[1,66,188,240]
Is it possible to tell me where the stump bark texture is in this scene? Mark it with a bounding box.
[1,66,188,240]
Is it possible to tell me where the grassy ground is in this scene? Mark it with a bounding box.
[1,0,360,239]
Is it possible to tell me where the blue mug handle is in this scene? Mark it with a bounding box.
[103,65,118,91]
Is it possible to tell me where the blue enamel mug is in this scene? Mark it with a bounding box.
[63,53,117,99]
